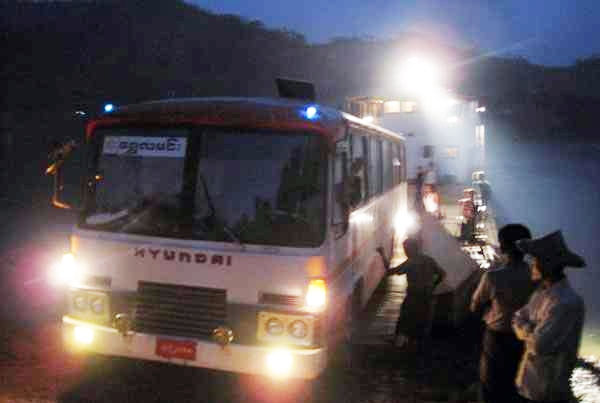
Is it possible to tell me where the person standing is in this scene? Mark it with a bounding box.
[377,238,446,350]
[415,165,425,211]
[512,231,586,403]
[422,162,441,217]
[470,224,536,403]
[424,161,438,193]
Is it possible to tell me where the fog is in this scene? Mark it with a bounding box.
[487,120,600,356]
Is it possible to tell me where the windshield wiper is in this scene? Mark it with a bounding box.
[197,171,243,246]
[85,209,130,225]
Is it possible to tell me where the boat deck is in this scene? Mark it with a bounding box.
[354,182,498,346]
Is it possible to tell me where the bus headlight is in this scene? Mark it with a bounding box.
[288,320,308,339]
[73,294,88,311]
[49,253,85,286]
[89,296,106,315]
[73,326,94,345]
[266,349,293,378]
[68,290,110,324]
[257,312,315,346]
[265,318,285,336]
[305,279,327,311]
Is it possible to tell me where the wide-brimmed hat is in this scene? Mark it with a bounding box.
[516,230,586,269]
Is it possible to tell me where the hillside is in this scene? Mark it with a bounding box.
[2,0,600,141]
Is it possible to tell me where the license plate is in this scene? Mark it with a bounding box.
[155,338,197,361]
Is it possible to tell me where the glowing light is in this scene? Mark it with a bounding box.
[303,105,318,120]
[266,349,293,378]
[422,89,458,114]
[476,106,486,112]
[394,211,416,236]
[305,279,327,310]
[103,103,115,113]
[74,326,94,345]
[400,57,440,95]
[362,115,374,124]
[424,194,439,213]
[49,253,84,286]
[447,115,459,124]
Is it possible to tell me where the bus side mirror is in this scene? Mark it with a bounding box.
[46,139,77,210]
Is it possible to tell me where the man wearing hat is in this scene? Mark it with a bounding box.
[512,231,586,403]
[471,224,536,403]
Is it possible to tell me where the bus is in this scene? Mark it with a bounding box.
[47,97,409,380]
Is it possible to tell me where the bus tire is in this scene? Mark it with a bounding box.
[346,282,363,341]
[331,282,362,370]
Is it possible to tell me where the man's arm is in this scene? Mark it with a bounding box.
[376,247,410,275]
[391,261,410,276]
[376,247,391,270]
[470,272,491,314]
[520,301,584,355]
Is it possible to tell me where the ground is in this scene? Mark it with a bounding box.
[0,272,484,403]
[1,240,599,403]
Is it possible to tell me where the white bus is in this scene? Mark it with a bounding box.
[47,97,409,380]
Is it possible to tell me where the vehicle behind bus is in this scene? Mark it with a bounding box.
[47,97,408,380]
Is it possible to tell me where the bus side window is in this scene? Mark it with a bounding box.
[368,137,382,196]
[349,133,368,207]
[333,147,349,234]
[382,140,393,192]
[400,143,407,182]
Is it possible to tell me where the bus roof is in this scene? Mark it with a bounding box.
[86,97,404,145]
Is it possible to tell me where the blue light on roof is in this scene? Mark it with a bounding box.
[302,105,319,120]
[103,103,115,113]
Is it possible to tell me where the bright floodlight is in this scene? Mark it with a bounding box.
[401,57,440,94]
[362,115,374,124]
[103,103,115,113]
[423,89,453,112]
[446,97,458,107]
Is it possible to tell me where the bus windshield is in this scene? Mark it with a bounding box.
[82,127,327,247]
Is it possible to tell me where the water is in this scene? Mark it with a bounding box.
[486,124,600,356]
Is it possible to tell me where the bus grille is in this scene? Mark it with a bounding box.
[134,281,227,339]
[259,293,303,307]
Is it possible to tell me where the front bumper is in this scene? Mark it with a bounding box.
[62,316,327,379]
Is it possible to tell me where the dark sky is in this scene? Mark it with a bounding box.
[196,0,599,66]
